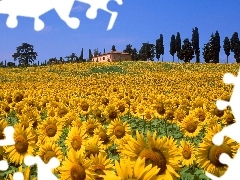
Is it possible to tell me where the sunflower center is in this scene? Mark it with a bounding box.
[186,122,197,133]
[108,110,118,120]
[0,130,5,140]
[101,98,109,106]
[43,150,56,164]
[94,164,105,175]
[4,106,10,113]
[87,124,96,136]
[58,109,68,118]
[114,125,125,139]
[45,124,57,137]
[95,110,103,118]
[87,144,99,157]
[139,148,167,175]
[15,135,29,154]
[225,114,234,124]
[70,164,86,180]
[166,110,174,120]
[208,144,232,167]
[81,102,89,111]
[182,147,191,159]
[214,108,224,117]
[118,104,125,113]
[14,93,23,103]
[145,113,152,120]
[156,103,165,115]
[71,136,82,150]
[98,132,109,144]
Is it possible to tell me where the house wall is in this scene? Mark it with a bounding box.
[92,54,131,62]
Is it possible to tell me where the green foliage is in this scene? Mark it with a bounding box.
[89,65,127,74]
[111,45,116,51]
[191,27,200,63]
[223,37,231,63]
[139,43,155,61]
[170,34,176,62]
[12,43,38,66]
[176,32,182,62]
[230,32,240,63]
[179,38,195,63]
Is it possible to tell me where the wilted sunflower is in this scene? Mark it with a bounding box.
[121,130,180,179]
[4,124,36,165]
[94,125,112,150]
[82,117,101,137]
[100,157,160,180]
[180,114,202,138]
[37,116,63,143]
[178,140,196,167]
[65,126,87,152]
[197,124,239,177]
[107,118,131,145]
[90,152,114,180]
[59,149,93,180]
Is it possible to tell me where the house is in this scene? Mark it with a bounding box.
[92,51,131,62]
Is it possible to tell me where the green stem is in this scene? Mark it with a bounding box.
[165,119,168,137]
[143,115,145,134]
[150,121,152,132]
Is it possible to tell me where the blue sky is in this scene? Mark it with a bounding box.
[1,0,240,64]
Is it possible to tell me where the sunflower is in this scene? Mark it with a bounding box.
[197,124,239,177]
[144,108,155,122]
[180,114,202,138]
[37,140,63,173]
[153,102,166,119]
[104,103,120,122]
[82,117,101,137]
[107,118,131,145]
[100,157,160,180]
[85,136,105,158]
[189,107,208,125]
[136,103,146,118]
[0,101,11,117]
[94,125,112,150]
[56,105,69,118]
[77,98,92,116]
[59,149,93,180]
[62,110,81,127]
[12,90,24,103]
[4,124,36,165]
[115,100,128,116]
[90,152,114,180]
[121,130,180,179]
[91,104,106,124]
[221,110,235,125]
[129,102,138,118]
[173,108,187,125]
[178,140,196,167]
[37,116,63,143]
[65,126,87,152]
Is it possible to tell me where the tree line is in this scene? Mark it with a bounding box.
[123,27,239,63]
[1,28,240,67]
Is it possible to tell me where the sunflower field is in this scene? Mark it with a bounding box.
[0,61,239,180]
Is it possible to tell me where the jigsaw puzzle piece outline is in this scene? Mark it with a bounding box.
[76,0,123,30]
[24,155,60,180]
[0,0,80,31]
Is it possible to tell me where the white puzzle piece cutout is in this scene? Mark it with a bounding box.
[206,69,240,179]
[0,126,14,171]
[24,155,60,180]
[0,0,123,31]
